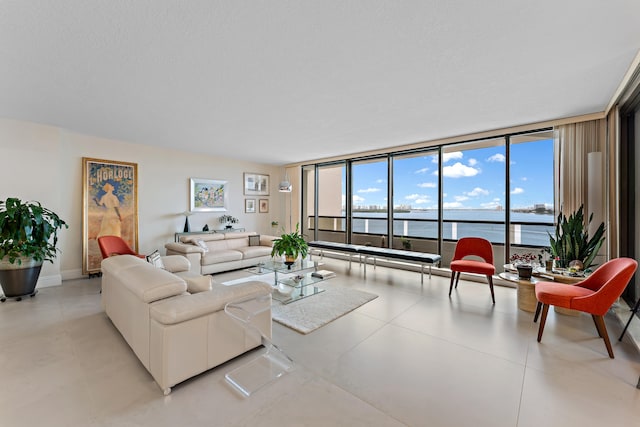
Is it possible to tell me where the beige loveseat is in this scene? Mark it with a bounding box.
[101,254,272,395]
[164,231,276,275]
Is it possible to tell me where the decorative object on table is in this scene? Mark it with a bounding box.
[245,199,256,213]
[243,172,270,196]
[509,252,536,279]
[271,220,279,228]
[202,224,209,232]
[82,157,138,276]
[259,199,269,213]
[183,211,192,232]
[271,223,309,266]
[548,205,605,269]
[219,214,239,229]
[190,178,228,212]
[0,197,68,300]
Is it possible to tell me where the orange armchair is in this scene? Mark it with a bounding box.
[533,257,637,358]
[449,237,496,303]
[97,235,145,260]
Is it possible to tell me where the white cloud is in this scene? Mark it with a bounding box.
[454,196,469,202]
[521,177,528,181]
[511,187,524,195]
[487,153,506,162]
[443,202,463,208]
[352,195,365,203]
[357,187,381,193]
[405,194,430,204]
[417,182,437,188]
[442,162,480,178]
[415,167,430,174]
[468,158,478,166]
[439,151,463,164]
[376,179,385,184]
[466,187,489,197]
[481,201,502,209]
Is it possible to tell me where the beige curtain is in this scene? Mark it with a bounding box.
[555,119,608,259]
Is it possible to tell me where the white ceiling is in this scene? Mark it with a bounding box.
[1,1,639,165]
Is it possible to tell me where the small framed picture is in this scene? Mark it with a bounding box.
[243,173,270,196]
[259,198,269,213]
[245,198,256,213]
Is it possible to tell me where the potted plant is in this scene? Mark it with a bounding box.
[0,197,68,300]
[548,205,605,269]
[509,252,537,279]
[271,223,309,266]
[219,214,239,229]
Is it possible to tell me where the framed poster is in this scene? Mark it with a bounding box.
[82,157,138,275]
[243,173,270,196]
[190,178,228,212]
[245,198,256,213]
[259,198,269,213]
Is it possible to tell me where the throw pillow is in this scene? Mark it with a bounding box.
[194,238,209,252]
[146,250,165,269]
[248,235,261,246]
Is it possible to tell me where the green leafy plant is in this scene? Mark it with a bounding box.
[0,197,68,264]
[271,223,309,260]
[548,205,605,269]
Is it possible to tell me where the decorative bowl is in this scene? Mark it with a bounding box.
[277,282,295,295]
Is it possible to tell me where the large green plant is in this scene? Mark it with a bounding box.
[271,223,309,260]
[548,205,605,269]
[0,197,68,264]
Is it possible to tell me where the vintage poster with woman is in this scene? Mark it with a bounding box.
[82,158,138,275]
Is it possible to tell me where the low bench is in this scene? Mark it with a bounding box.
[308,241,441,283]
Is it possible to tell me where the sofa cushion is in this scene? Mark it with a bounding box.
[149,281,272,325]
[183,274,213,293]
[201,249,243,265]
[248,235,261,246]
[161,255,191,273]
[237,246,272,259]
[226,237,250,250]
[116,264,187,303]
[180,233,225,244]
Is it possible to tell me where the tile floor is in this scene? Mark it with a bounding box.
[1,259,640,426]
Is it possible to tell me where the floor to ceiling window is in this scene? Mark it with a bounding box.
[302,128,555,265]
[351,157,388,246]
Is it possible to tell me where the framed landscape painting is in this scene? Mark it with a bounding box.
[82,157,138,275]
[190,178,228,212]
[245,199,256,213]
[243,173,269,196]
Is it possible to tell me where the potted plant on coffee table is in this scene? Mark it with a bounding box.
[0,197,68,301]
[548,205,605,270]
[271,223,309,267]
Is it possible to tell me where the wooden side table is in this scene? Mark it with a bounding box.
[499,272,538,312]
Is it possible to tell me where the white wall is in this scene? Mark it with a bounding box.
[0,118,285,285]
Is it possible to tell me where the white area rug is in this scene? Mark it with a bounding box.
[221,274,378,334]
[271,286,378,334]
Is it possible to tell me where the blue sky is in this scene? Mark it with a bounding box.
[349,139,554,210]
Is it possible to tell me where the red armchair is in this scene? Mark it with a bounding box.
[534,257,637,358]
[97,235,145,260]
[449,237,496,303]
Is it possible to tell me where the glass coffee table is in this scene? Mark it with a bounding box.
[257,259,330,304]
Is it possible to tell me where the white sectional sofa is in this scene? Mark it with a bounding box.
[164,231,276,275]
[101,254,272,395]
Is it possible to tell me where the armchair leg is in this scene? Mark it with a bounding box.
[591,315,603,338]
[537,304,549,342]
[449,272,456,296]
[593,315,614,358]
[454,272,460,289]
[533,302,542,323]
[487,275,495,304]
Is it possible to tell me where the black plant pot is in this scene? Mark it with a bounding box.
[0,258,43,299]
[516,265,533,279]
